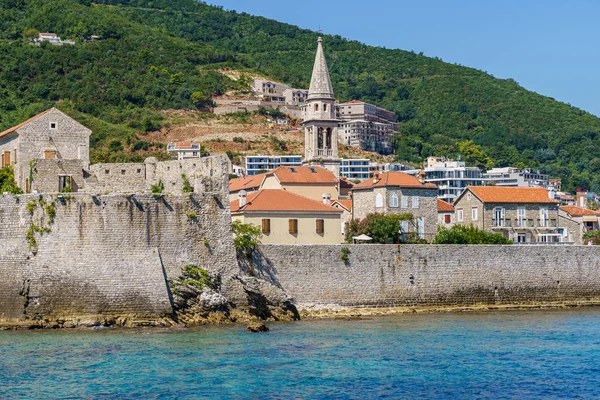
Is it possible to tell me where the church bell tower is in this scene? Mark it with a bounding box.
[302,37,340,176]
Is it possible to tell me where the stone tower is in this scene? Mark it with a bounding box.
[302,37,340,177]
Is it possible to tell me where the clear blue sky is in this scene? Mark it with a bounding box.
[211,0,600,116]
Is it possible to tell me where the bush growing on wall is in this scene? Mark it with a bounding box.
[232,220,262,257]
[433,225,512,245]
[345,213,416,244]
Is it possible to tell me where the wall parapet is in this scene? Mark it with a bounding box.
[252,244,600,308]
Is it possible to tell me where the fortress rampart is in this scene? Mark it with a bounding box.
[0,191,237,325]
[251,244,600,308]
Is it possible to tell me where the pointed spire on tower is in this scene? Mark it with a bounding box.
[308,37,334,101]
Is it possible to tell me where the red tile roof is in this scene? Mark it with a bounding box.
[437,199,455,212]
[229,174,267,192]
[230,189,342,213]
[353,172,436,190]
[559,206,600,217]
[466,186,558,204]
[272,166,337,184]
[332,199,352,212]
[0,108,53,139]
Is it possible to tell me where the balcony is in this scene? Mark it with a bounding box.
[537,219,558,228]
[492,218,511,228]
[317,149,334,157]
[514,219,535,228]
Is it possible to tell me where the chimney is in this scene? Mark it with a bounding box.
[373,172,380,184]
[418,170,426,184]
[322,193,331,205]
[239,190,247,207]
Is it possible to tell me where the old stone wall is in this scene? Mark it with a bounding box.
[86,155,230,195]
[0,192,237,324]
[252,244,600,308]
[32,159,88,193]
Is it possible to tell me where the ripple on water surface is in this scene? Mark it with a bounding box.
[1,309,600,399]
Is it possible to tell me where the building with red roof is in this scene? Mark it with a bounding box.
[453,186,565,243]
[558,205,600,245]
[231,189,342,244]
[350,171,438,240]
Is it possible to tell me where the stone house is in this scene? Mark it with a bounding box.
[558,206,600,245]
[437,198,455,228]
[453,186,563,243]
[0,108,91,193]
[230,189,342,245]
[331,199,352,240]
[351,172,438,240]
[229,166,339,203]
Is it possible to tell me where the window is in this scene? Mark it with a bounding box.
[58,175,72,192]
[412,197,419,209]
[121,170,126,175]
[1,151,9,167]
[44,149,56,159]
[444,214,451,224]
[375,193,384,208]
[261,219,271,234]
[323,104,327,112]
[314,104,319,112]
[472,207,478,221]
[517,207,526,227]
[417,217,425,239]
[288,219,298,234]
[389,193,399,208]
[137,169,142,174]
[105,169,110,174]
[50,122,57,129]
[457,209,464,222]
[401,196,408,208]
[316,219,324,234]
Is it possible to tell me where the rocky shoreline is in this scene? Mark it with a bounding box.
[3,300,600,330]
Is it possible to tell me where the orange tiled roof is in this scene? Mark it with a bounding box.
[229,174,267,192]
[272,166,337,184]
[353,172,436,190]
[0,108,53,139]
[437,199,455,212]
[230,189,342,213]
[559,205,600,217]
[342,100,364,104]
[332,199,352,211]
[467,186,558,204]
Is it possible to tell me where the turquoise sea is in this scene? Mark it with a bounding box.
[2,309,600,399]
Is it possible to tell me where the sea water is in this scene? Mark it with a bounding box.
[2,309,600,399]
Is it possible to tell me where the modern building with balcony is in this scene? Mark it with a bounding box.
[484,167,549,188]
[422,157,485,203]
[453,186,566,244]
[166,142,202,160]
[245,155,302,176]
[339,158,371,181]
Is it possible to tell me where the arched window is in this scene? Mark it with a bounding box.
[323,104,327,112]
[314,104,319,112]
[389,193,399,208]
[376,193,383,208]
[326,128,332,149]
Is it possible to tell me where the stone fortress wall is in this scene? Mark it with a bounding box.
[32,154,231,195]
[252,244,600,308]
[0,190,237,325]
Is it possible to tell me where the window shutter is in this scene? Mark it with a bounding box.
[445,214,451,224]
[289,219,298,234]
[262,219,270,233]
[316,219,324,234]
[412,196,419,209]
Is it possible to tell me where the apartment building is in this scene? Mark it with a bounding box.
[453,186,565,243]
[166,142,202,160]
[337,100,396,155]
[245,155,302,176]
[484,167,549,188]
[423,157,485,203]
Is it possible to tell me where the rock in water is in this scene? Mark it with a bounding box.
[246,322,269,333]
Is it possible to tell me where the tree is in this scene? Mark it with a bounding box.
[22,28,39,41]
[583,229,600,245]
[457,140,494,169]
[191,91,213,109]
[0,166,22,194]
[232,220,262,256]
[345,213,417,244]
[433,225,512,244]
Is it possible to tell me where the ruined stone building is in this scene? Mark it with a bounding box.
[0,108,230,194]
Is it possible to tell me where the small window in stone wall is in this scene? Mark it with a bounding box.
[444,214,451,224]
[105,170,110,174]
[121,170,126,175]
[137,169,141,174]
[50,122,57,129]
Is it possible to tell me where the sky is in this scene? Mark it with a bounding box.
[210,0,600,116]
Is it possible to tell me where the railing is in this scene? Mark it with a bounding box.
[515,218,535,228]
[537,219,558,228]
[492,218,511,228]
[317,149,334,157]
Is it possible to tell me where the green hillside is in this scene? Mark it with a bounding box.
[1,0,599,191]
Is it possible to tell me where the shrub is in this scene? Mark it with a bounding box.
[341,247,350,264]
[345,213,415,244]
[151,179,164,195]
[232,220,262,257]
[433,225,512,244]
[45,203,56,224]
[181,174,193,193]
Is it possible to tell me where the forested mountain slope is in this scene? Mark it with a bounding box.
[1,0,599,191]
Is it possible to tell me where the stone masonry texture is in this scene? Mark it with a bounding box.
[253,244,600,308]
[0,192,237,324]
